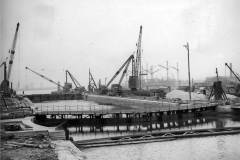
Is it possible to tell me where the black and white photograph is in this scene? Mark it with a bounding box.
[0,0,240,159]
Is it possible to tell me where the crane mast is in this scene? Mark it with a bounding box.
[7,22,20,80]
[134,25,142,77]
[129,26,143,91]
[134,25,142,89]
[25,67,64,89]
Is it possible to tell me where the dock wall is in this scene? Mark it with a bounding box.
[26,93,83,103]
[85,94,211,111]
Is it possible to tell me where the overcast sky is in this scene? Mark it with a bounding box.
[0,0,240,90]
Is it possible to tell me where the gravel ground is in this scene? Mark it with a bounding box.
[1,147,57,160]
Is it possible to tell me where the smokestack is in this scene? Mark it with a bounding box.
[230,63,232,78]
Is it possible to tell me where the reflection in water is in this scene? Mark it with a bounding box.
[64,112,240,141]
[217,136,226,160]
[82,114,240,160]
[33,99,240,160]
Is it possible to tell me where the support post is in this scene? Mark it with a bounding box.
[184,42,191,101]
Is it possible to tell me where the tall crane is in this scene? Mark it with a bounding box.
[225,63,240,82]
[129,26,143,90]
[0,23,20,95]
[25,67,64,90]
[134,26,142,77]
[8,22,20,80]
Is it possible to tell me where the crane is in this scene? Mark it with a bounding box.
[65,70,82,88]
[129,26,143,91]
[25,67,64,90]
[225,63,240,82]
[225,63,240,96]
[105,54,134,95]
[8,22,20,80]
[0,23,20,95]
[106,54,134,88]
[65,70,85,93]
[134,26,142,78]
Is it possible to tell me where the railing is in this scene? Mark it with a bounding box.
[33,100,217,115]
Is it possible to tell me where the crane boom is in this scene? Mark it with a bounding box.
[25,67,64,88]
[225,63,240,82]
[106,54,134,88]
[66,70,82,88]
[118,58,131,85]
[7,22,20,80]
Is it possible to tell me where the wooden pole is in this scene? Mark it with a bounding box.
[184,42,191,101]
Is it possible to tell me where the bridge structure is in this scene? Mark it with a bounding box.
[33,100,218,121]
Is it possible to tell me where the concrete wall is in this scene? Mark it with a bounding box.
[85,95,213,112]
[26,94,83,103]
[86,95,180,111]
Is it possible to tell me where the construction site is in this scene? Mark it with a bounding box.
[1,2,240,159]
[1,21,240,119]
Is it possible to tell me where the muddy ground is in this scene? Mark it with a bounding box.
[0,132,58,160]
